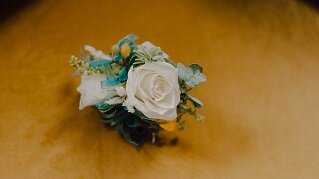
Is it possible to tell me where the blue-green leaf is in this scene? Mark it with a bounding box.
[188,94,203,108]
[177,63,206,87]
[89,59,112,68]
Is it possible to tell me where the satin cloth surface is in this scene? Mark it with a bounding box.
[0,0,318,178]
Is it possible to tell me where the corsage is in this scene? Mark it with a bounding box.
[69,34,206,146]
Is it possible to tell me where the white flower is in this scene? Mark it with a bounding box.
[77,74,115,109]
[123,99,135,113]
[126,62,181,120]
[115,86,126,97]
[84,45,112,60]
[104,97,124,105]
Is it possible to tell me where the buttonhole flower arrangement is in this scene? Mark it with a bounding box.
[69,34,206,147]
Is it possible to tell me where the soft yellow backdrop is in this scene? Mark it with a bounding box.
[0,0,319,178]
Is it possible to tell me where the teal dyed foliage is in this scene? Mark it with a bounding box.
[89,59,112,68]
[95,102,112,113]
[100,66,129,88]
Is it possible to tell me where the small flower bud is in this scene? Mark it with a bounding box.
[120,43,131,59]
[111,44,120,55]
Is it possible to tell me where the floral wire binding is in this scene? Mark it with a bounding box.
[69,34,206,147]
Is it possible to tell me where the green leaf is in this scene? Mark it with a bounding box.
[188,95,203,108]
[189,64,203,73]
[177,63,206,87]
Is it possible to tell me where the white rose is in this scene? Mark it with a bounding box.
[126,62,181,120]
[77,74,115,109]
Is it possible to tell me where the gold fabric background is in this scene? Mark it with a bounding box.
[0,0,319,178]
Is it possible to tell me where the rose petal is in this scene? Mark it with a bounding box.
[126,62,180,120]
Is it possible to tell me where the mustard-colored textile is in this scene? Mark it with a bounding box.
[1,0,319,178]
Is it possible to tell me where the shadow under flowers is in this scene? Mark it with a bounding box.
[41,80,254,175]
[138,109,254,169]
[40,81,117,173]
